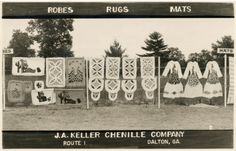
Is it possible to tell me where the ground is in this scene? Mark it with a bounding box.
[3,103,233,130]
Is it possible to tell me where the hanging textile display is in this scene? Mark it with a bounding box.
[105,57,121,101]
[89,58,105,101]
[7,80,25,103]
[89,78,104,101]
[31,89,56,105]
[105,79,120,101]
[182,61,203,98]
[203,61,223,98]
[141,77,157,99]
[89,58,104,78]
[121,80,137,100]
[65,57,85,87]
[227,57,234,104]
[46,58,65,87]
[122,57,137,79]
[122,58,137,100]
[12,57,45,76]
[57,90,84,104]
[162,60,183,99]
[140,57,155,78]
[140,57,157,99]
[34,81,44,90]
[23,81,33,93]
[106,57,120,79]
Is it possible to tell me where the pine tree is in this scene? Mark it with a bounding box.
[137,32,168,57]
[105,40,126,57]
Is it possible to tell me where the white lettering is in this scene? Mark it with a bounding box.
[170,6,191,13]
[106,6,129,13]
[48,7,74,14]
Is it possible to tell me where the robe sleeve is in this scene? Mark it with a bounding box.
[195,62,203,79]
[162,61,170,77]
[176,62,183,78]
[203,62,209,78]
[183,62,190,79]
[214,61,223,78]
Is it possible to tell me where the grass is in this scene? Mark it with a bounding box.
[3,102,233,130]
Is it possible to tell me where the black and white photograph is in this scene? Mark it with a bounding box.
[1,1,235,149]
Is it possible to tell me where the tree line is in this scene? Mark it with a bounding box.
[105,32,234,71]
[4,19,234,73]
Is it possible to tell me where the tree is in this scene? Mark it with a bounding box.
[105,40,126,57]
[188,52,200,62]
[188,49,213,72]
[8,30,35,57]
[167,47,186,67]
[167,47,185,61]
[137,31,168,57]
[5,30,35,74]
[211,36,234,66]
[26,19,74,57]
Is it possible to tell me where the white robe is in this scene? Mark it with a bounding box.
[183,61,203,98]
[162,61,183,99]
[203,61,223,98]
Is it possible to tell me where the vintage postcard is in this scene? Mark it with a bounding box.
[0,1,235,149]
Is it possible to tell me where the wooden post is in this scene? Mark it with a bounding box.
[2,48,13,110]
[158,56,161,109]
[2,54,6,110]
[216,48,233,107]
[86,59,89,109]
[224,54,227,107]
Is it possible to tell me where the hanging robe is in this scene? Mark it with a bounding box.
[203,61,223,98]
[183,61,203,98]
[162,60,183,99]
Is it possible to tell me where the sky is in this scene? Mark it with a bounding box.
[2,18,234,59]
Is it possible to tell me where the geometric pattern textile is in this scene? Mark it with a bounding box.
[141,77,157,99]
[89,58,104,79]
[105,79,120,101]
[89,78,104,101]
[106,57,120,79]
[12,57,45,76]
[122,58,137,79]
[140,57,155,78]
[121,79,137,100]
[46,58,65,87]
[65,57,85,87]
[88,58,105,101]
